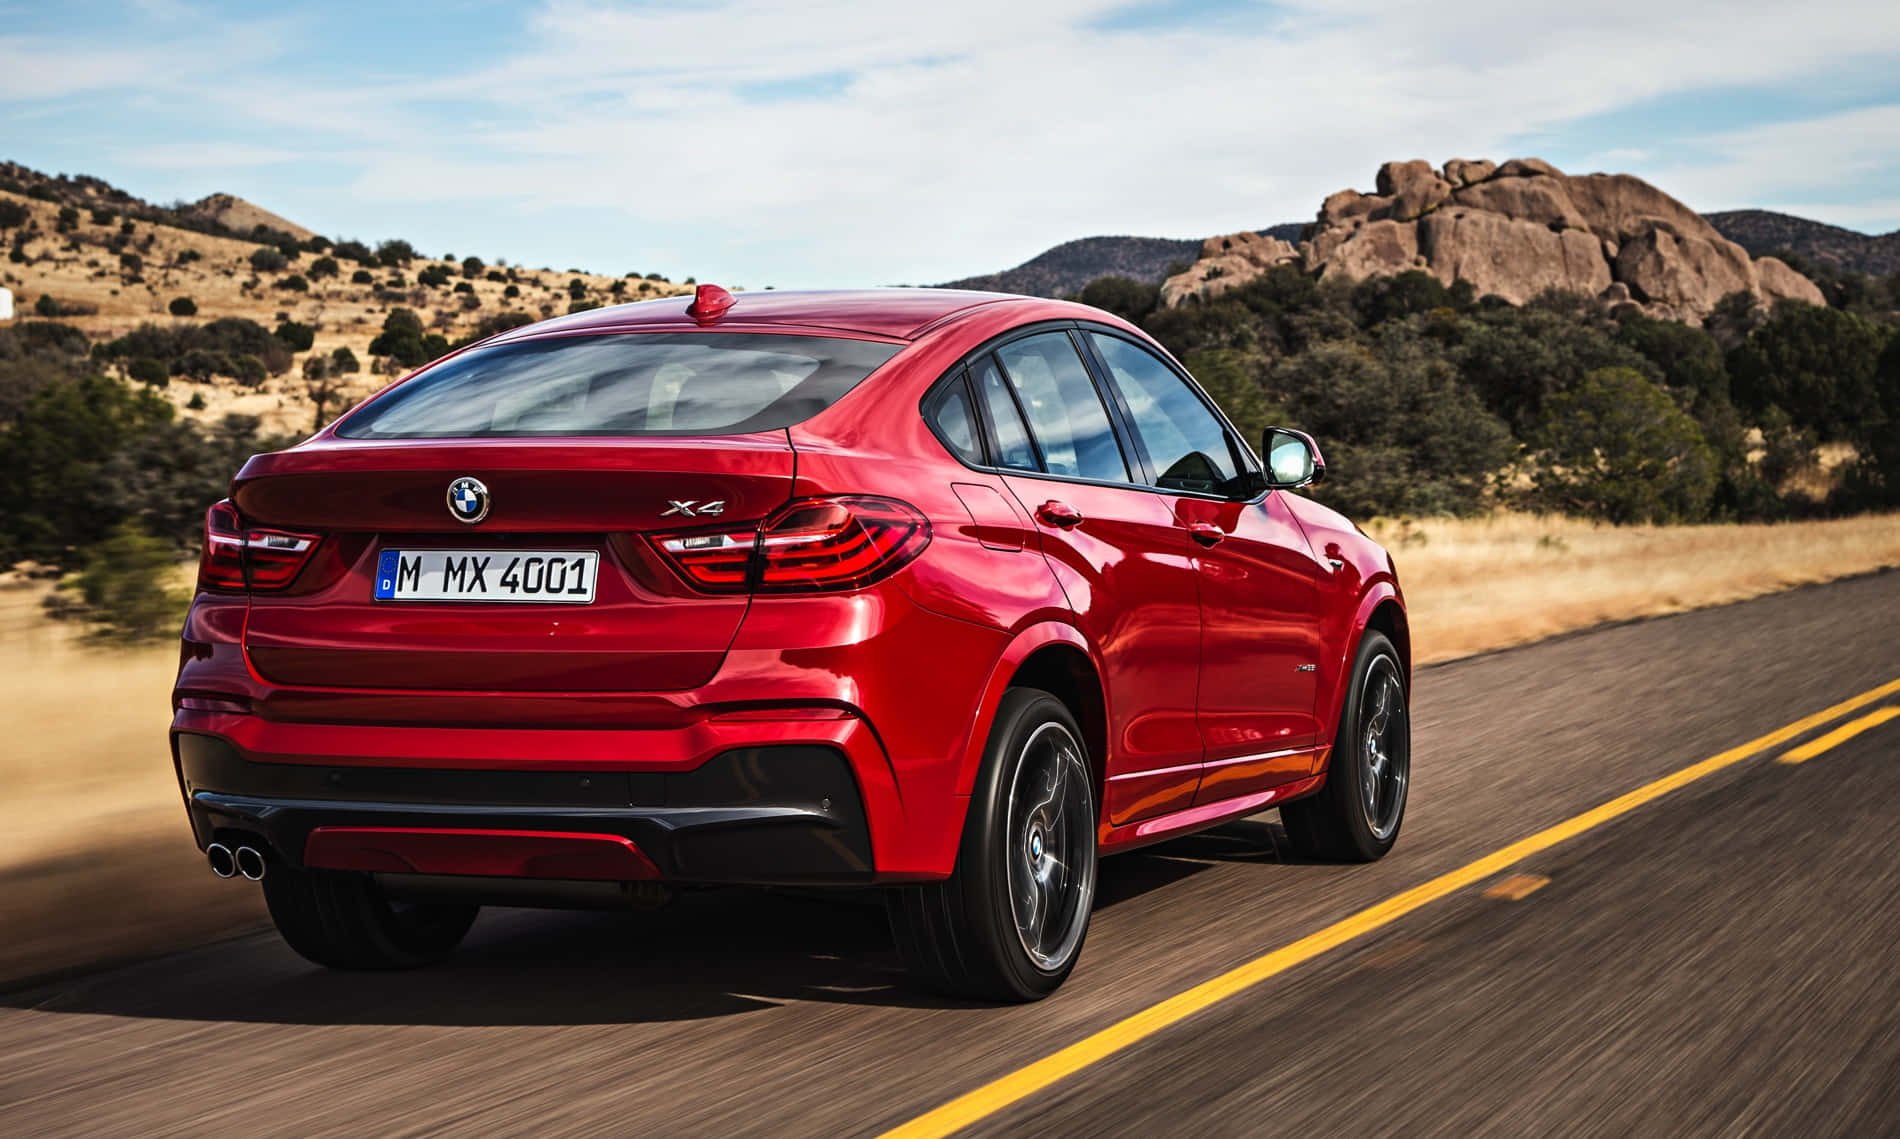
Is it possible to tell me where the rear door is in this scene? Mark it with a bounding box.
[1082,330,1325,803]
[973,331,1205,824]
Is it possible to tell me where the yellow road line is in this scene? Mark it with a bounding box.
[1777,706,1900,764]
[882,675,1900,1139]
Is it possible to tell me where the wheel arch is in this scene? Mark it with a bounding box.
[1319,581,1409,757]
[956,622,1108,803]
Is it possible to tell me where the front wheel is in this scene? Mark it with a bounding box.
[888,688,1098,1001]
[1281,630,1409,862]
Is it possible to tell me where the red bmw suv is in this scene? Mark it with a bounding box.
[171,286,1409,1001]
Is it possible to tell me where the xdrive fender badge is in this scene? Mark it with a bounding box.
[661,499,726,518]
[446,476,490,524]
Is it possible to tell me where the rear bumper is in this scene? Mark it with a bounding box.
[174,731,876,886]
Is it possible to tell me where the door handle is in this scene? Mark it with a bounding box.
[1036,500,1084,529]
[1187,521,1225,547]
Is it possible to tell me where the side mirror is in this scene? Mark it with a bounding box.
[1261,427,1325,489]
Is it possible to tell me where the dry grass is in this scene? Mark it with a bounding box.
[1368,511,1900,664]
[0,189,694,435]
[2,510,1898,983]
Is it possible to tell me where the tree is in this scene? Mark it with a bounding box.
[1076,276,1159,324]
[308,256,340,279]
[273,320,315,351]
[232,354,268,386]
[1728,304,1888,442]
[0,200,29,228]
[302,355,344,431]
[58,521,185,642]
[461,256,485,278]
[1529,367,1717,523]
[128,356,169,387]
[1614,312,1727,408]
[168,296,197,316]
[330,345,360,373]
[417,265,450,287]
[376,239,417,266]
[249,246,287,272]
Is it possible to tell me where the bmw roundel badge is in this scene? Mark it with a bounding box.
[446,476,490,524]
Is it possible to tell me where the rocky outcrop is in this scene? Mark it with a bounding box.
[1158,231,1300,305]
[1161,159,1826,320]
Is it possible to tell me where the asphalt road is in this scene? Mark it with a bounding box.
[5,571,1899,1137]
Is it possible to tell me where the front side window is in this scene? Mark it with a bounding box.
[338,332,901,438]
[1089,332,1248,496]
[994,332,1129,483]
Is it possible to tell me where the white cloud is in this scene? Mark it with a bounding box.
[9,0,1900,281]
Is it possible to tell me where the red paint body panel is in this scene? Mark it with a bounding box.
[304,827,661,880]
[171,288,1404,892]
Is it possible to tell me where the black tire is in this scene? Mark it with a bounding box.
[1281,630,1409,862]
[263,862,478,970]
[887,688,1098,1002]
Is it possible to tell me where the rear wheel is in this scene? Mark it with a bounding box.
[263,862,479,970]
[888,688,1097,1001]
[1281,630,1409,862]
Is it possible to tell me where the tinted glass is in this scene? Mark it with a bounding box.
[337,332,900,438]
[994,333,1129,483]
[972,357,1039,471]
[1089,332,1243,494]
[926,375,984,464]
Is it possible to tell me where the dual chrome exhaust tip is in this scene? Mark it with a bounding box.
[207,842,267,881]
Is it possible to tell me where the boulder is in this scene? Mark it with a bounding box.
[1450,177,1590,232]
[1160,232,1298,305]
[1319,219,1420,281]
[1375,159,1438,197]
[1495,158,1564,178]
[1318,188,1386,227]
[1417,211,1609,303]
[1755,256,1827,307]
[1614,228,1754,310]
[1562,173,1725,247]
[1442,159,1497,187]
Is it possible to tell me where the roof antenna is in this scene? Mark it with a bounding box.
[687,283,736,321]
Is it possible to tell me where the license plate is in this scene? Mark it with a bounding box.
[374,549,599,603]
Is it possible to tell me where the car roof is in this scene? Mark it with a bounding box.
[491,287,1043,342]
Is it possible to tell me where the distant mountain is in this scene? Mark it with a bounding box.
[940,225,1305,298]
[0,161,311,245]
[1705,210,1900,277]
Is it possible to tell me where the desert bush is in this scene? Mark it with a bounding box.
[118,251,142,274]
[273,320,315,351]
[168,296,197,316]
[462,256,484,278]
[127,356,168,387]
[350,268,374,285]
[0,200,29,228]
[1727,304,1887,442]
[55,206,80,232]
[1076,276,1159,324]
[453,280,473,294]
[1529,367,1717,523]
[487,270,505,283]
[249,246,287,272]
[503,284,520,299]
[274,274,309,292]
[56,521,185,643]
[332,239,373,263]
[376,239,417,266]
[330,346,360,373]
[308,256,340,279]
[567,278,587,299]
[232,354,268,386]
[567,299,601,314]
[417,265,450,288]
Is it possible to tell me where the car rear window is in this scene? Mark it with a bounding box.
[335,332,902,438]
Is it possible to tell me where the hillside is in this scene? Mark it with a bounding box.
[939,224,1305,297]
[0,162,692,434]
[1705,209,1900,277]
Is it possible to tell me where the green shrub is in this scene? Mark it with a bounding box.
[503,284,520,299]
[1076,276,1159,324]
[168,296,197,316]
[58,521,186,643]
[232,353,268,386]
[462,256,485,278]
[350,268,373,285]
[376,239,417,266]
[128,356,169,387]
[0,200,29,228]
[1728,304,1888,442]
[273,320,315,351]
[1529,367,1717,523]
[249,246,287,272]
[119,251,143,274]
[329,346,360,373]
[274,274,309,292]
[417,265,450,288]
[308,256,340,279]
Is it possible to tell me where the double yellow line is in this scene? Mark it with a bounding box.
[884,676,1900,1138]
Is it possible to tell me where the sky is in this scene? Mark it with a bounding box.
[3,0,1898,289]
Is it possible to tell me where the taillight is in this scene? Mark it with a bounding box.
[653,496,930,594]
[197,499,321,592]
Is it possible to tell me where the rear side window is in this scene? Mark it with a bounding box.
[994,332,1129,483]
[972,357,1039,471]
[924,375,984,464]
[337,332,901,438]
